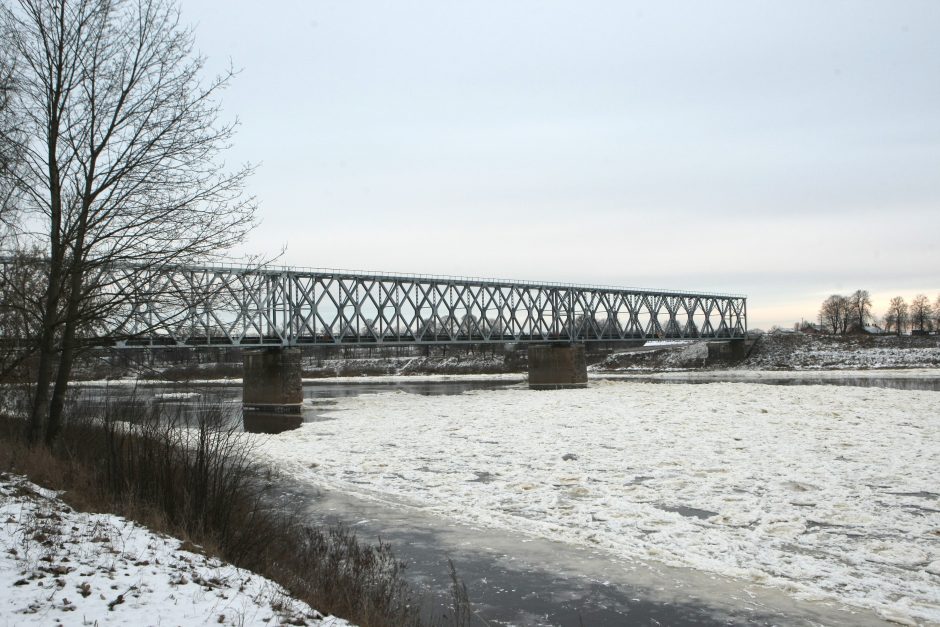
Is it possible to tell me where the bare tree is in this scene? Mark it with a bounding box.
[935,294,940,332]
[0,32,33,382]
[819,294,849,334]
[0,252,51,374]
[0,37,20,234]
[3,0,256,444]
[910,294,932,333]
[847,289,872,332]
[884,296,909,336]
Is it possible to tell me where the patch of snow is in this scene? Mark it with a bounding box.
[255,381,940,626]
[69,378,242,388]
[663,342,708,367]
[600,367,940,382]
[741,335,940,371]
[68,373,526,389]
[0,473,350,626]
[152,392,202,400]
[304,373,525,384]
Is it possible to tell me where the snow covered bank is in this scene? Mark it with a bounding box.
[257,381,940,625]
[599,367,940,383]
[304,372,525,384]
[593,334,940,373]
[302,353,514,378]
[742,334,940,371]
[0,473,350,626]
[67,372,526,389]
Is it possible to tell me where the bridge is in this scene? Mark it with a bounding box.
[1,258,747,428]
[98,262,747,347]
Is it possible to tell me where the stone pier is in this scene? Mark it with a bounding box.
[242,347,303,433]
[527,344,588,390]
[706,338,750,362]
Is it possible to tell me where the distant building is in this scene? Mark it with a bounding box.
[800,323,826,334]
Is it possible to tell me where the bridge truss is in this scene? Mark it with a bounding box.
[93,264,747,347]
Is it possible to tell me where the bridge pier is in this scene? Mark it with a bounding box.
[527,344,588,390]
[242,347,303,433]
[706,338,750,362]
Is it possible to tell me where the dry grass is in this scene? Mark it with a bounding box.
[0,392,429,626]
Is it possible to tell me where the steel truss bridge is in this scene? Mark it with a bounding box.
[0,259,747,347]
[100,263,748,347]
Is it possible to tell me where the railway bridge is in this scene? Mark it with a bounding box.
[101,262,748,347]
[1,259,747,429]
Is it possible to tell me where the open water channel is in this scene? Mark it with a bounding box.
[75,371,939,625]
[79,371,940,425]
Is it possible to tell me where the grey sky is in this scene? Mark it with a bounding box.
[182,1,940,329]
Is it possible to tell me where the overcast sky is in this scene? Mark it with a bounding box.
[182,1,939,330]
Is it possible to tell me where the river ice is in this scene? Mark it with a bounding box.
[257,379,940,625]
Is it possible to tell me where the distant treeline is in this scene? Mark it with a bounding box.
[812,290,940,335]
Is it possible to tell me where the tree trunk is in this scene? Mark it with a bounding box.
[28,321,56,444]
[29,64,66,444]
[46,307,78,445]
[46,249,87,445]
[28,259,63,444]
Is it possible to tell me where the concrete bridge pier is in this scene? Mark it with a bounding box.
[527,344,588,390]
[242,347,303,433]
[706,338,751,362]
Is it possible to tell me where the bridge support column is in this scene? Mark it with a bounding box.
[527,344,588,390]
[242,347,303,433]
[706,339,749,363]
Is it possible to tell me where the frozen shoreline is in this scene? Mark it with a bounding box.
[598,367,940,381]
[67,371,528,388]
[62,366,940,388]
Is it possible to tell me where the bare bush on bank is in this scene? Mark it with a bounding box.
[0,393,428,626]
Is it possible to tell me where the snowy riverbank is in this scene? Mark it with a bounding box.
[0,473,350,626]
[593,333,940,373]
[598,367,940,383]
[255,379,940,625]
[740,334,940,371]
[68,372,527,388]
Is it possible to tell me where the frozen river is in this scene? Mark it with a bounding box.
[72,371,940,623]
[252,375,940,626]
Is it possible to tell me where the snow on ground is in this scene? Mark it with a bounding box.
[70,372,526,388]
[741,335,940,371]
[0,473,350,626]
[599,368,940,382]
[152,391,203,400]
[304,372,525,384]
[256,381,940,625]
[303,354,512,378]
[594,335,940,373]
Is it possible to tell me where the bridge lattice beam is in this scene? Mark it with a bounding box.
[108,266,747,347]
[0,258,747,347]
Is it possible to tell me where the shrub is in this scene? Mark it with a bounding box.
[0,391,424,626]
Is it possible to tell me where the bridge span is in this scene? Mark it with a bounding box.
[2,258,748,426]
[103,263,747,347]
